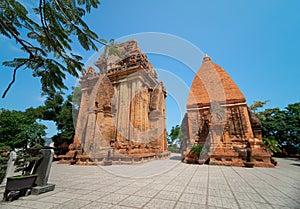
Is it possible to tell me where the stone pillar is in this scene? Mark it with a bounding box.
[32,148,55,194]
[84,110,97,153]
[1,151,16,186]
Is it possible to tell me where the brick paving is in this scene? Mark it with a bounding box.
[1,154,299,209]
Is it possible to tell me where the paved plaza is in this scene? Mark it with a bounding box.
[1,154,299,209]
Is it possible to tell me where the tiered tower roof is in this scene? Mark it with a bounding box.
[187,55,246,108]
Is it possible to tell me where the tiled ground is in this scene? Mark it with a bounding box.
[1,154,299,209]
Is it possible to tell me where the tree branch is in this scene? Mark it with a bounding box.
[2,61,28,98]
[0,19,35,58]
[54,0,108,47]
[39,0,66,59]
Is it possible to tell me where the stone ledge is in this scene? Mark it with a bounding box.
[65,151,171,166]
[32,184,55,195]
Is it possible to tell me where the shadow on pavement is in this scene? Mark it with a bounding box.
[281,157,300,162]
[169,155,182,161]
[290,163,300,167]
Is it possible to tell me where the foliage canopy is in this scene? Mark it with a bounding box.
[0,0,103,97]
[167,125,182,143]
[253,101,300,154]
[0,109,46,149]
[0,87,79,153]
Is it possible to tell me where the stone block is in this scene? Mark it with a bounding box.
[31,184,55,195]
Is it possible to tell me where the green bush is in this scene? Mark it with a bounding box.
[190,145,203,158]
[15,144,43,175]
[261,136,281,154]
[168,145,180,153]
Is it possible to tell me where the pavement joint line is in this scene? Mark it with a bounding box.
[258,167,300,189]
[231,167,275,209]
[97,154,183,180]
[220,166,241,209]
[148,164,195,208]
[1,156,299,208]
[246,167,300,205]
[132,162,186,196]
[173,164,200,209]
[205,165,210,209]
[133,163,185,208]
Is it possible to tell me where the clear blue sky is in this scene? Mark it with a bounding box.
[0,0,299,137]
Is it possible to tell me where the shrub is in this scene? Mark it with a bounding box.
[15,144,43,175]
[190,145,203,158]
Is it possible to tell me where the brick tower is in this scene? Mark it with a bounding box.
[61,40,168,165]
[184,55,273,167]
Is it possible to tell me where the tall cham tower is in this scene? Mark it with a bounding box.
[64,40,168,164]
[184,55,273,167]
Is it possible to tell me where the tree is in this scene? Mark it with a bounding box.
[252,101,300,155]
[284,102,300,153]
[258,107,287,145]
[249,100,269,113]
[0,109,46,149]
[51,94,75,149]
[261,136,281,154]
[0,0,104,98]
[71,86,82,127]
[71,86,82,110]
[168,125,181,143]
[33,90,75,152]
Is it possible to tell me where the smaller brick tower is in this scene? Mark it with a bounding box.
[184,55,273,167]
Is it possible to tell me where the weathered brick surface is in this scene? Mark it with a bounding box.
[184,55,273,167]
[62,40,168,164]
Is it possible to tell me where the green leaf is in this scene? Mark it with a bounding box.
[1,0,102,97]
